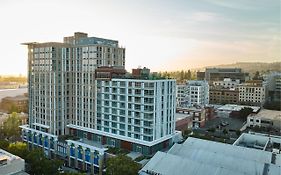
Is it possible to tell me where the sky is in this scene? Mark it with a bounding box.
[0,0,280,75]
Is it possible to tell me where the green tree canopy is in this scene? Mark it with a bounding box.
[0,140,9,150]
[26,149,62,175]
[187,70,192,80]
[9,104,19,113]
[106,155,141,175]
[7,142,28,159]
[2,112,21,141]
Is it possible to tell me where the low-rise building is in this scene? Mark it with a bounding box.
[216,104,260,118]
[176,107,214,128]
[238,80,266,106]
[233,132,281,153]
[0,149,26,175]
[209,87,239,105]
[247,109,281,130]
[175,113,193,132]
[139,132,281,175]
[1,94,28,113]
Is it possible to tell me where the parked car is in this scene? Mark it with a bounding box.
[220,121,229,127]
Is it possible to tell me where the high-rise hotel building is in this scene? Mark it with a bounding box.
[20,32,177,173]
[24,32,125,136]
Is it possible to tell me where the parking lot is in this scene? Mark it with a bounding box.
[204,116,245,131]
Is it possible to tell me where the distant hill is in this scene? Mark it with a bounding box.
[203,62,281,75]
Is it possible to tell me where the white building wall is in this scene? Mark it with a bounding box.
[27,34,125,136]
[186,80,209,107]
[176,84,187,107]
[96,79,176,143]
[238,85,266,105]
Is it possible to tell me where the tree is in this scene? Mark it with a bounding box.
[26,149,62,175]
[253,71,262,80]
[2,112,21,141]
[187,70,192,80]
[7,142,28,159]
[0,140,9,150]
[239,107,253,121]
[207,127,216,133]
[236,130,241,136]
[180,70,185,82]
[106,155,141,175]
[9,104,19,113]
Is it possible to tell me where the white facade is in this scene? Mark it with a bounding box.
[96,79,177,143]
[25,32,125,136]
[22,32,178,173]
[176,84,187,107]
[246,109,281,129]
[247,116,267,128]
[238,81,266,106]
[212,78,240,89]
[186,80,209,107]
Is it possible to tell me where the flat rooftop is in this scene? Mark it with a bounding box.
[234,132,281,154]
[175,113,193,121]
[0,149,18,162]
[139,136,281,175]
[250,109,281,121]
[76,36,119,47]
[0,149,25,174]
[217,104,260,113]
[206,68,242,72]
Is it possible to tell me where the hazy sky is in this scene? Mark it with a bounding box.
[0,0,280,75]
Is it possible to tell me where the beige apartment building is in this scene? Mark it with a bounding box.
[238,80,266,106]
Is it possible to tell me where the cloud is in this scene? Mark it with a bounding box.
[205,0,255,10]
[190,12,221,22]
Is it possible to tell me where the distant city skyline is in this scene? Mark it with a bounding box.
[0,0,280,75]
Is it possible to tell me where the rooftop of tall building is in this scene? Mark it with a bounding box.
[206,67,242,72]
[95,66,172,81]
[24,32,122,48]
[240,80,264,87]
